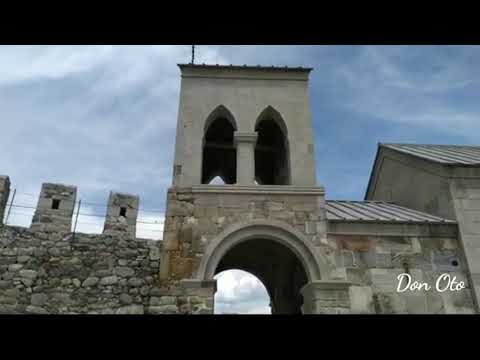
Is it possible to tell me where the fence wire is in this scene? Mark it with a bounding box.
[2,188,166,239]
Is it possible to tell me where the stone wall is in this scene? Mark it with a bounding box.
[159,185,327,282]
[0,176,476,314]
[0,177,215,315]
[0,176,10,225]
[0,225,214,314]
[326,229,475,314]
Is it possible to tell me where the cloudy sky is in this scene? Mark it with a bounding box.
[1,45,479,313]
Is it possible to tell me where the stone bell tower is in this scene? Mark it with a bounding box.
[171,64,318,187]
[160,64,343,314]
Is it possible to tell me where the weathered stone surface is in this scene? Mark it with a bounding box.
[119,293,132,305]
[17,256,31,263]
[19,270,37,280]
[127,278,144,287]
[26,305,48,314]
[150,296,176,306]
[115,266,135,278]
[8,264,23,272]
[0,296,17,305]
[82,277,99,287]
[147,305,178,314]
[349,286,374,314]
[100,276,118,285]
[31,293,48,306]
[149,247,160,261]
[116,305,144,315]
[168,201,194,217]
[0,171,474,317]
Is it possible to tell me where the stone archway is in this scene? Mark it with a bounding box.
[195,220,330,314]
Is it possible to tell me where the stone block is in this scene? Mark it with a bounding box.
[115,266,135,278]
[26,305,48,314]
[366,269,401,292]
[401,292,428,314]
[115,305,144,315]
[168,201,194,217]
[31,293,48,306]
[119,293,132,305]
[163,231,179,251]
[100,276,118,285]
[349,286,374,314]
[305,221,317,235]
[127,277,144,287]
[19,269,37,280]
[266,201,284,211]
[81,276,100,288]
[433,251,462,272]
[359,250,392,268]
[150,296,176,306]
[147,305,179,314]
[329,267,347,280]
[440,289,475,314]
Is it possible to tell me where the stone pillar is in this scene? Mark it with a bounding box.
[301,280,352,314]
[103,191,139,239]
[0,175,10,225]
[31,183,77,233]
[234,132,258,185]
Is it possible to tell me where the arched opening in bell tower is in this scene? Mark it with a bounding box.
[213,238,308,314]
[201,105,237,185]
[255,106,291,185]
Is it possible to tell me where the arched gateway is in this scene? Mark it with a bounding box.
[161,63,353,314]
[197,220,326,314]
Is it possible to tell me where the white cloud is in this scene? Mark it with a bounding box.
[136,212,164,241]
[0,45,115,86]
[214,270,271,314]
[333,46,480,140]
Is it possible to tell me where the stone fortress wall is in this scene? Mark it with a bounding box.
[0,175,475,314]
[0,178,213,315]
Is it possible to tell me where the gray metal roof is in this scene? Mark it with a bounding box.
[381,143,480,165]
[326,200,456,224]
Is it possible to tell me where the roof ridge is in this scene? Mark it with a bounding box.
[381,142,480,148]
[178,63,313,72]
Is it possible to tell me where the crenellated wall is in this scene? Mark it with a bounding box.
[0,175,476,314]
[0,176,214,314]
[0,176,10,226]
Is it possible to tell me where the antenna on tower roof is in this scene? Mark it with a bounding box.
[191,45,195,64]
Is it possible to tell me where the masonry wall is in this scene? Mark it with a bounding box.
[450,178,480,311]
[0,225,216,314]
[172,66,317,188]
[160,185,327,283]
[367,149,456,220]
[1,176,476,314]
[0,177,215,315]
[367,152,480,312]
[326,223,475,314]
